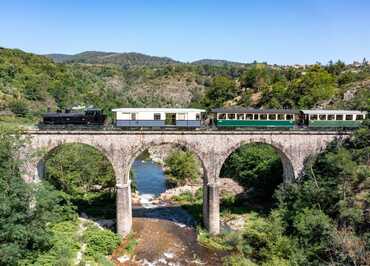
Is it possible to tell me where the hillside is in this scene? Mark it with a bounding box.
[45,50,248,67]
[1,47,369,125]
[45,51,180,66]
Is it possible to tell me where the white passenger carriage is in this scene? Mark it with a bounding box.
[112,108,206,128]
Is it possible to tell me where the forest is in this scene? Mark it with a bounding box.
[0,47,369,265]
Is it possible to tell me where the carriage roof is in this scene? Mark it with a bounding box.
[301,110,367,115]
[112,108,206,113]
[211,108,298,114]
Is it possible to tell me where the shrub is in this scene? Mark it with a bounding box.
[165,149,201,186]
[28,221,80,266]
[83,224,121,261]
[293,208,334,260]
[8,98,28,116]
[223,255,257,266]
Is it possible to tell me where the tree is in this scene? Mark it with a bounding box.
[204,76,237,108]
[221,144,283,198]
[241,64,271,90]
[165,149,201,186]
[291,65,337,108]
[44,144,115,196]
[0,126,75,265]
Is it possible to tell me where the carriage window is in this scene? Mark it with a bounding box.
[328,115,335,120]
[356,115,364,120]
[277,114,285,120]
[253,114,259,120]
[268,114,276,120]
[336,115,343,120]
[260,114,267,120]
[310,115,318,120]
[237,113,245,120]
[345,115,353,120]
[131,113,136,120]
[286,114,293,120]
[227,113,236,120]
[177,113,185,120]
[246,114,253,120]
[319,114,327,120]
[196,113,200,120]
[154,113,161,120]
[218,113,226,119]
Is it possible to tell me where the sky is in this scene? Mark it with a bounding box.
[0,0,369,65]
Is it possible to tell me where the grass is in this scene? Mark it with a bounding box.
[0,114,38,128]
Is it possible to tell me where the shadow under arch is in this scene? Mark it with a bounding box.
[220,140,295,183]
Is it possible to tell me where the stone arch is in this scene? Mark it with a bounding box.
[124,140,209,185]
[219,139,296,183]
[120,140,220,235]
[30,140,117,183]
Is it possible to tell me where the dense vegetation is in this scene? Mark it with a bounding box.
[197,121,370,265]
[1,48,369,125]
[165,149,202,187]
[1,47,369,265]
[0,128,122,265]
[221,144,283,200]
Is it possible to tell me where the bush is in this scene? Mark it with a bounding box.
[8,98,28,116]
[28,221,80,266]
[165,149,201,186]
[223,255,257,266]
[83,224,121,261]
[293,208,334,259]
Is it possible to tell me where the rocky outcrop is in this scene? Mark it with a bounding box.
[219,178,244,197]
[148,144,181,165]
[159,185,201,201]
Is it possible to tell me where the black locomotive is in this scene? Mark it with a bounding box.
[42,108,106,125]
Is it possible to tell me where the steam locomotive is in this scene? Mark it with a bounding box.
[42,108,106,125]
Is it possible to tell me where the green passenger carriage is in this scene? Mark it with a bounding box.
[212,108,298,128]
[301,110,367,128]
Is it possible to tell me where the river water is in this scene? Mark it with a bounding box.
[133,160,167,207]
[118,160,226,265]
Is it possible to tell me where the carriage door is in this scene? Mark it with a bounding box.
[165,113,176,125]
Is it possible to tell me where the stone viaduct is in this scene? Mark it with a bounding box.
[20,130,350,236]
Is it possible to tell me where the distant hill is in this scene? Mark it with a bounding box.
[45,51,180,66]
[44,50,248,67]
[191,59,245,66]
[44,53,73,63]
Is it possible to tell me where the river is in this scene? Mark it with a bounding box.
[112,160,226,265]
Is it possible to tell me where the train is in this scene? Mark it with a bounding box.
[41,107,367,129]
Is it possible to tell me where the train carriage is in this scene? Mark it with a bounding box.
[301,110,367,128]
[212,108,298,128]
[112,108,205,128]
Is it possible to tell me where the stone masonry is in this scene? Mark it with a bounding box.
[19,130,350,236]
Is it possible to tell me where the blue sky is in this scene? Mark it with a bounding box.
[0,0,369,64]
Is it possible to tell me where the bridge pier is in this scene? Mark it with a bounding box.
[205,182,220,234]
[116,183,132,237]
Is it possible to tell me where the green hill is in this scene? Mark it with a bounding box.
[45,51,180,66]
